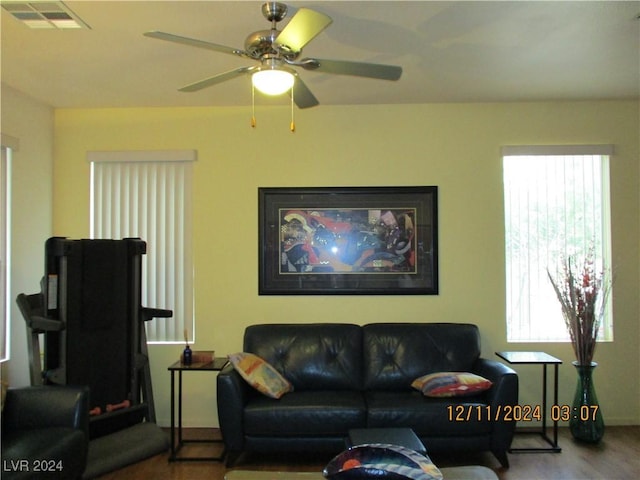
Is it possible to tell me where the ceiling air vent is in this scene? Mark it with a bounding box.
[1,1,89,29]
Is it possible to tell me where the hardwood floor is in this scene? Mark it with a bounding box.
[95,426,640,480]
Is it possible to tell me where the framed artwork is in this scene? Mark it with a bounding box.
[258,186,438,295]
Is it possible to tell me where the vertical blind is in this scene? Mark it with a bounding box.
[89,150,195,343]
[502,145,613,343]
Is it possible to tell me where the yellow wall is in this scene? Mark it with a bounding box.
[1,85,54,387]
[52,100,639,428]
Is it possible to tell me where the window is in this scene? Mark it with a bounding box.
[0,144,11,361]
[89,150,195,343]
[502,145,613,343]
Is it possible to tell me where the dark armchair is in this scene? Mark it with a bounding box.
[1,385,89,479]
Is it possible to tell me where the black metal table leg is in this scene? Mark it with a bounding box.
[167,358,228,462]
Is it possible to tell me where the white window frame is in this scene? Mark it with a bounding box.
[0,134,16,362]
[88,150,195,344]
[502,145,614,343]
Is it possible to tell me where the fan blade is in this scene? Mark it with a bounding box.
[274,8,332,53]
[179,67,255,92]
[302,58,402,81]
[291,76,319,109]
[144,31,246,58]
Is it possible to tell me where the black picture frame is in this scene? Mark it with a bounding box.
[258,186,438,295]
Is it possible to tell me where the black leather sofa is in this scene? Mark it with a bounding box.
[217,323,518,467]
[1,385,89,479]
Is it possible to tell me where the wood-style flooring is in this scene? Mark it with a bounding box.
[95,426,640,480]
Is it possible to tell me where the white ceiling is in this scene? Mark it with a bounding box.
[2,0,639,109]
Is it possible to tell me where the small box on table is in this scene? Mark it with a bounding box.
[180,350,215,365]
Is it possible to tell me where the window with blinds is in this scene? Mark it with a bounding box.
[89,150,195,343]
[502,145,613,343]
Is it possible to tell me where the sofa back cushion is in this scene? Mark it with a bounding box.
[244,323,363,391]
[362,323,481,390]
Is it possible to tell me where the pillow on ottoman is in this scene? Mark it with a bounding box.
[323,444,443,480]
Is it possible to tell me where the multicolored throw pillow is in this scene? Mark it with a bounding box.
[324,443,443,480]
[411,372,492,398]
[228,352,293,399]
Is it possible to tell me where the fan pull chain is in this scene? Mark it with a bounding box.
[250,83,296,132]
[251,84,257,128]
[290,86,295,133]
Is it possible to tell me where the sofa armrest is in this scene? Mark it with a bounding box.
[217,363,252,453]
[3,385,89,437]
[474,357,519,407]
[474,357,519,459]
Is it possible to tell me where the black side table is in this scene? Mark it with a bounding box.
[495,351,562,453]
[168,357,229,461]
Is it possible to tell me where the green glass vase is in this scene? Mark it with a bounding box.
[570,361,604,443]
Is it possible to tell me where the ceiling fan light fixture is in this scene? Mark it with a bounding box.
[252,67,295,95]
[144,2,400,111]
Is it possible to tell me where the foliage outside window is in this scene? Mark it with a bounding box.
[502,145,613,343]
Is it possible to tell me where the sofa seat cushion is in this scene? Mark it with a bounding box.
[244,391,367,436]
[364,391,491,436]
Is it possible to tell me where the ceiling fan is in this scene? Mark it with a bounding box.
[144,2,402,109]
